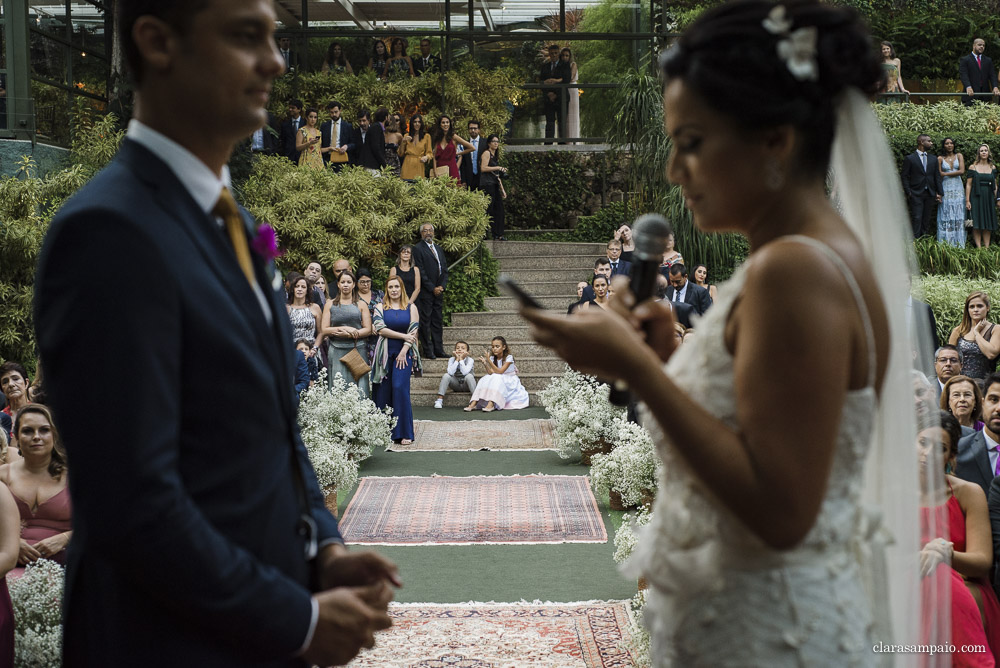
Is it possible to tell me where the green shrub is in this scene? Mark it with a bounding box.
[501,151,588,229]
[916,274,1000,344]
[443,249,500,324]
[572,201,627,242]
[915,238,1000,279]
[873,100,1000,135]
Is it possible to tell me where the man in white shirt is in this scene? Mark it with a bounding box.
[320,100,353,171]
[277,36,296,73]
[459,120,481,190]
[412,39,441,76]
[34,2,397,666]
[434,341,477,408]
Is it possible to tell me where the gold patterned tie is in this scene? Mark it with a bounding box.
[212,187,256,287]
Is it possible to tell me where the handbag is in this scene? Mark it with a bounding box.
[338,343,371,382]
[433,166,451,178]
[966,217,975,228]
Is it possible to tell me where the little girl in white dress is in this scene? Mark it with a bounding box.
[465,337,530,411]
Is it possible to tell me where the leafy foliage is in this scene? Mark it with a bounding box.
[443,247,500,326]
[572,0,637,137]
[874,100,1000,135]
[915,238,1000,279]
[571,201,628,242]
[501,151,588,229]
[915,274,1000,345]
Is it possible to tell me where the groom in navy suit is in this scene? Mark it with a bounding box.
[34,1,398,666]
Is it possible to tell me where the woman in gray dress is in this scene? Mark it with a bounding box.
[321,269,372,397]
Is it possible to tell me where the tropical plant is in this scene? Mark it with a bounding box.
[914,274,1000,345]
[501,151,588,229]
[572,0,637,137]
[914,238,1000,279]
[9,559,64,667]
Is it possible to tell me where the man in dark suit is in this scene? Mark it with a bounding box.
[606,239,632,278]
[248,111,280,156]
[580,258,612,302]
[960,38,1000,106]
[929,344,962,402]
[319,100,353,172]
[279,98,304,164]
[900,134,943,238]
[957,373,1000,495]
[458,119,481,190]
[413,223,448,359]
[277,36,298,74]
[352,108,386,172]
[412,39,441,76]
[539,44,570,143]
[33,2,398,666]
[664,264,712,316]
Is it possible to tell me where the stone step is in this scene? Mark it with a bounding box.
[441,325,532,340]
[485,295,577,311]
[498,267,595,284]
[418,356,568,375]
[450,310,529,328]
[499,279,585,296]
[497,254,602,270]
[412,372,554,392]
[411,389,542,407]
[487,240,606,258]
[428,339,553,358]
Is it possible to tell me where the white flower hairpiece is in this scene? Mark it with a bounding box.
[762,5,819,82]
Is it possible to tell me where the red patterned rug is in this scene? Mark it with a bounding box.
[339,475,608,545]
[348,601,637,667]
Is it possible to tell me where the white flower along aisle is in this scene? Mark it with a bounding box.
[297,369,396,512]
[10,560,64,667]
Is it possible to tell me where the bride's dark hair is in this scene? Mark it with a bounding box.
[661,0,883,177]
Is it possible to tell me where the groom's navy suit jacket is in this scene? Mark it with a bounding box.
[34,140,340,666]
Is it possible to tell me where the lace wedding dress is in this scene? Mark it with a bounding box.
[626,236,881,667]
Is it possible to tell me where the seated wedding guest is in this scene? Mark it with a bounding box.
[399,115,432,180]
[957,372,1000,495]
[0,417,7,449]
[389,245,421,304]
[386,38,414,78]
[664,263,713,316]
[286,275,322,352]
[434,341,476,409]
[321,41,354,74]
[295,339,320,386]
[367,39,389,79]
[383,116,403,178]
[356,268,384,367]
[295,108,324,170]
[607,239,631,277]
[674,322,687,347]
[922,410,1000,665]
[581,258,612,302]
[615,224,635,263]
[568,281,588,315]
[941,375,985,436]
[465,337,529,412]
[691,263,718,301]
[373,277,420,445]
[478,134,507,240]
[322,269,373,397]
[932,345,963,401]
[578,275,610,312]
[949,291,1000,381]
[2,404,71,573]
[0,363,31,428]
[658,230,684,277]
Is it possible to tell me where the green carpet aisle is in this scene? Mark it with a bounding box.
[339,407,640,666]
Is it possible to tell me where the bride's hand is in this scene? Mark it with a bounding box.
[608,276,680,365]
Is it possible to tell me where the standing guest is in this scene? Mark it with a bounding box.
[354,108,387,173]
[941,375,985,436]
[478,134,508,240]
[664,263,713,316]
[578,275,610,312]
[901,134,943,238]
[2,405,71,572]
[966,143,999,248]
[931,344,964,399]
[372,276,420,445]
[332,258,353,281]
[937,137,967,247]
[539,44,570,142]
[568,281,588,315]
[321,41,353,74]
[279,98,304,163]
[34,2,399,664]
[691,263,718,301]
[458,120,482,190]
[0,363,30,429]
[606,239,632,277]
[879,41,909,99]
[615,224,636,263]
[960,38,1000,106]
[386,38,414,78]
[356,268,384,367]
[949,291,1000,381]
[295,108,323,170]
[286,275,322,352]
[413,224,448,359]
[399,115,433,179]
[412,39,441,76]
[276,37,296,73]
[322,269,372,397]
[561,47,580,141]
[320,100,353,172]
[464,337,529,412]
[432,115,474,183]
[248,111,280,156]
[434,341,476,408]
[367,40,389,80]
[389,245,421,304]
[658,230,684,277]
[313,273,329,305]
[383,116,403,178]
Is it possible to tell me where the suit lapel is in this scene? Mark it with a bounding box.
[976,432,994,485]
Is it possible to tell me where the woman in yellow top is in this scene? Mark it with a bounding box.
[398,114,433,179]
[295,108,324,170]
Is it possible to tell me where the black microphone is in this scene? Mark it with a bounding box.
[608,214,672,407]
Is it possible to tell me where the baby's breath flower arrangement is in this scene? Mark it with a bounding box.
[10,559,64,667]
[539,367,625,459]
[590,419,660,507]
[297,369,395,494]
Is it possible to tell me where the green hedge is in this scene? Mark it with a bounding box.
[443,249,500,325]
[916,274,1000,345]
[501,151,588,229]
[915,237,1000,278]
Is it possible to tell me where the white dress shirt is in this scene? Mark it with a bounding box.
[672,282,688,303]
[426,241,441,274]
[471,137,479,175]
[448,356,474,377]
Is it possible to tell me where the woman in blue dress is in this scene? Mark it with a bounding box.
[936,137,966,247]
[372,276,421,444]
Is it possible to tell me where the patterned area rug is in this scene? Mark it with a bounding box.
[340,475,608,545]
[349,601,637,667]
[389,419,556,452]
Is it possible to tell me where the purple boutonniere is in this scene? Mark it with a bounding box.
[251,223,283,262]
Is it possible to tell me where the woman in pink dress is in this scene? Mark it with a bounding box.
[431,115,474,183]
[3,404,71,578]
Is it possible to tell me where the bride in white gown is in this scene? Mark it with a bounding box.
[523,2,948,666]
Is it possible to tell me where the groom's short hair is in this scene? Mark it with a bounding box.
[118,0,211,85]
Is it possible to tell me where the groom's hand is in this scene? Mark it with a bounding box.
[317,544,403,597]
[303,587,393,666]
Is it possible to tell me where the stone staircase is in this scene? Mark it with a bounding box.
[411,240,606,407]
